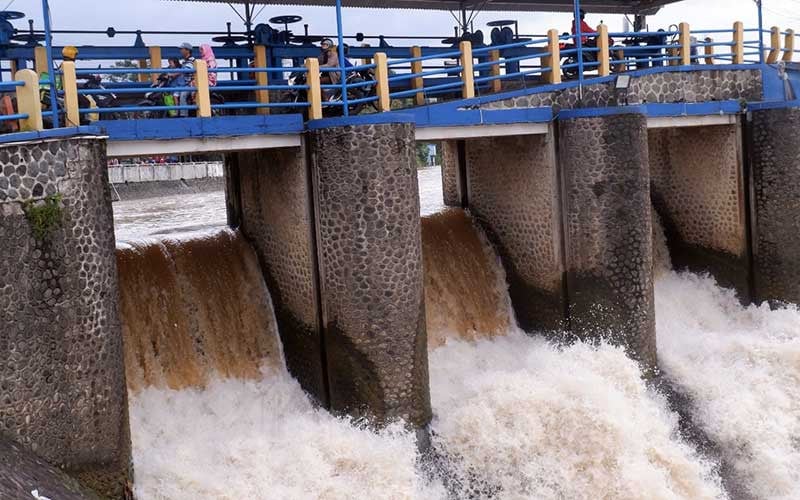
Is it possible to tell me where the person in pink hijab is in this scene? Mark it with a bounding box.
[200,44,218,86]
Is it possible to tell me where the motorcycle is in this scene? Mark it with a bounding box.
[138,73,226,118]
[283,67,377,118]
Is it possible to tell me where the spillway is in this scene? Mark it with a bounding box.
[113,166,799,499]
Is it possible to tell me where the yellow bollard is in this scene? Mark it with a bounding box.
[679,22,691,65]
[34,46,48,77]
[149,46,162,84]
[61,61,80,127]
[597,24,610,76]
[459,41,475,99]
[733,21,744,64]
[254,45,270,115]
[545,29,561,84]
[488,49,502,92]
[305,57,322,120]
[783,29,795,63]
[704,37,715,65]
[767,27,781,64]
[410,46,425,105]
[193,59,212,118]
[374,52,391,112]
[14,69,43,131]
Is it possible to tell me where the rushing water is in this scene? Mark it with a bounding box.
[115,166,800,500]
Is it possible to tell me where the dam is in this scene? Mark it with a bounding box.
[1,0,800,498]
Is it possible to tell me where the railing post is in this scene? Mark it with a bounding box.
[61,61,80,127]
[14,69,43,131]
[34,46,48,77]
[783,29,795,62]
[193,59,212,118]
[361,43,372,65]
[254,45,270,115]
[459,41,475,99]
[545,29,561,84]
[137,59,149,83]
[597,24,610,76]
[305,57,322,120]
[410,46,425,105]
[614,47,625,73]
[488,49,502,92]
[767,26,781,64]
[733,21,745,64]
[149,46,162,84]
[704,37,715,64]
[668,46,680,66]
[374,52,391,112]
[679,22,691,65]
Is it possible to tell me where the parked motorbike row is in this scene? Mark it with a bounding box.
[37,66,378,125]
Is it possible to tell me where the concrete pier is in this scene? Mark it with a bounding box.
[558,109,656,370]
[440,140,466,207]
[308,117,431,429]
[225,144,328,405]
[0,137,131,497]
[464,130,566,330]
[649,123,750,300]
[748,106,800,305]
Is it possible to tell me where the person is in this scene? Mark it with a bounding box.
[177,42,195,117]
[199,44,218,87]
[163,58,183,117]
[572,9,598,45]
[318,38,342,84]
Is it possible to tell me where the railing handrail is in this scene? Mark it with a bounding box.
[0,20,786,134]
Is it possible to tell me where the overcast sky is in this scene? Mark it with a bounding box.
[7,0,800,48]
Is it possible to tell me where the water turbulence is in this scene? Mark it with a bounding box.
[116,229,282,391]
[421,209,513,347]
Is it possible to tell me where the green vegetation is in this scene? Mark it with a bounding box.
[23,194,64,240]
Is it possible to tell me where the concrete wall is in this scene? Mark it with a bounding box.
[308,121,431,429]
[0,137,131,497]
[748,107,800,304]
[440,140,465,207]
[649,124,750,298]
[464,131,566,330]
[225,145,327,405]
[108,161,223,184]
[483,69,762,111]
[559,112,656,371]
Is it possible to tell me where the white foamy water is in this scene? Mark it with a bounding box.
[130,368,444,500]
[428,332,726,499]
[656,272,800,499]
[124,167,798,500]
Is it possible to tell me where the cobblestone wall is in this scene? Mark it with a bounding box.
[649,124,750,299]
[464,131,566,331]
[309,121,431,429]
[0,137,131,498]
[559,112,656,372]
[225,145,328,405]
[749,107,800,305]
[481,69,762,111]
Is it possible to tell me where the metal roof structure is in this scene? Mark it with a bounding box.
[166,0,682,14]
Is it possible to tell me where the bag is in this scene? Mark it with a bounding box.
[164,94,177,117]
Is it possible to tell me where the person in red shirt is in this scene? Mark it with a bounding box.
[572,10,597,45]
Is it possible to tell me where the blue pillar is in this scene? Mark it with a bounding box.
[335,0,349,116]
[42,0,59,128]
[573,0,584,97]
[757,0,765,64]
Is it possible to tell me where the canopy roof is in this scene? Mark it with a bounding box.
[167,0,680,14]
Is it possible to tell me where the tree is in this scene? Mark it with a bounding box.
[415,142,430,167]
[107,60,139,83]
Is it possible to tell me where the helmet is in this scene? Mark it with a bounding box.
[321,38,333,47]
[62,46,78,60]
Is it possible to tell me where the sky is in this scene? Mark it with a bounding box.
[6,0,800,48]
